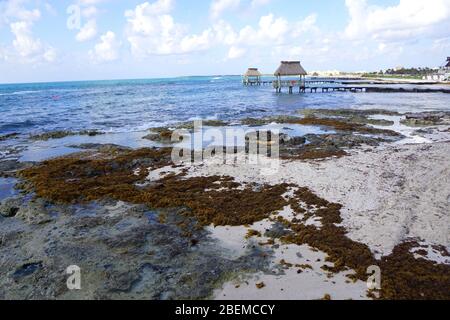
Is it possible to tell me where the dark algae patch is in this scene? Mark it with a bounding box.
[0,132,19,141]
[291,117,401,136]
[19,146,290,226]
[29,130,104,141]
[18,146,450,300]
[19,147,173,203]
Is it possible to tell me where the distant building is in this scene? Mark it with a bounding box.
[308,70,342,77]
[425,57,450,81]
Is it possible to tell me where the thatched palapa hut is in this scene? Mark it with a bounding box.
[243,68,262,85]
[274,61,307,93]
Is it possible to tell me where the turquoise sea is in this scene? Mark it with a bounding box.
[1,76,449,137]
[1,75,449,163]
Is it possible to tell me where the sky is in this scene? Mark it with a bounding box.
[0,0,450,83]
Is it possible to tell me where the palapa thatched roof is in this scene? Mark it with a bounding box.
[274,61,307,76]
[244,68,262,77]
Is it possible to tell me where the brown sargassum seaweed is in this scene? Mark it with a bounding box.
[18,148,450,300]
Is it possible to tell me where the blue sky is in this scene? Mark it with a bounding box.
[0,0,449,83]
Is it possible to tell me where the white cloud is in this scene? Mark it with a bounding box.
[125,0,219,56]
[210,0,272,19]
[251,0,271,7]
[76,19,97,42]
[82,6,98,18]
[44,2,58,16]
[89,31,120,62]
[0,46,7,61]
[72,0,106,42]
[123,0,321,62]
[0,0,41,24]
[344,0,450,42]
[0,1,56,63]
[139,0,174,14]
[236,14,289,46]
[10,21,56,62]
[180,30,215,53]
[79,0,106,5]
[212,20,238,45]
[10,21,42,57]
[43,47,57,62]
[125,1,184,56]
[227,46,246,59]
[213,13,314,49]
[210,0,241,19]
[292,14,318,36]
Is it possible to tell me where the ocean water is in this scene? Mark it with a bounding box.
[1,76,450,137]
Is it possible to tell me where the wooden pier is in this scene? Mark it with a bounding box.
[241,63,450,94]
[274,85,450,94]
[284,85,367,94]
[244,79,337,86]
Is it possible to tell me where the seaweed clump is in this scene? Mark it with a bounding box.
[19,147,173,203]
[19,147,291,226]
[376,241,450,300]
[137,175,291,226]
[281,145,348,161]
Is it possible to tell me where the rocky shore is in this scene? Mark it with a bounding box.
[0,110,449,300]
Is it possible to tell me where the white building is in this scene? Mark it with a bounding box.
[425,57,450,81]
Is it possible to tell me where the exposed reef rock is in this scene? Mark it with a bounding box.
[0,133,19,142]
[0,197,21,217]
[142,128,175,143]
[0,200,272,299]
[29,130,104,141]
[401,112,450,127]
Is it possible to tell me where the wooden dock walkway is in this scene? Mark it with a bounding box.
[243,78,450,94]
[244,80,337,86]
[281,86,450,94]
